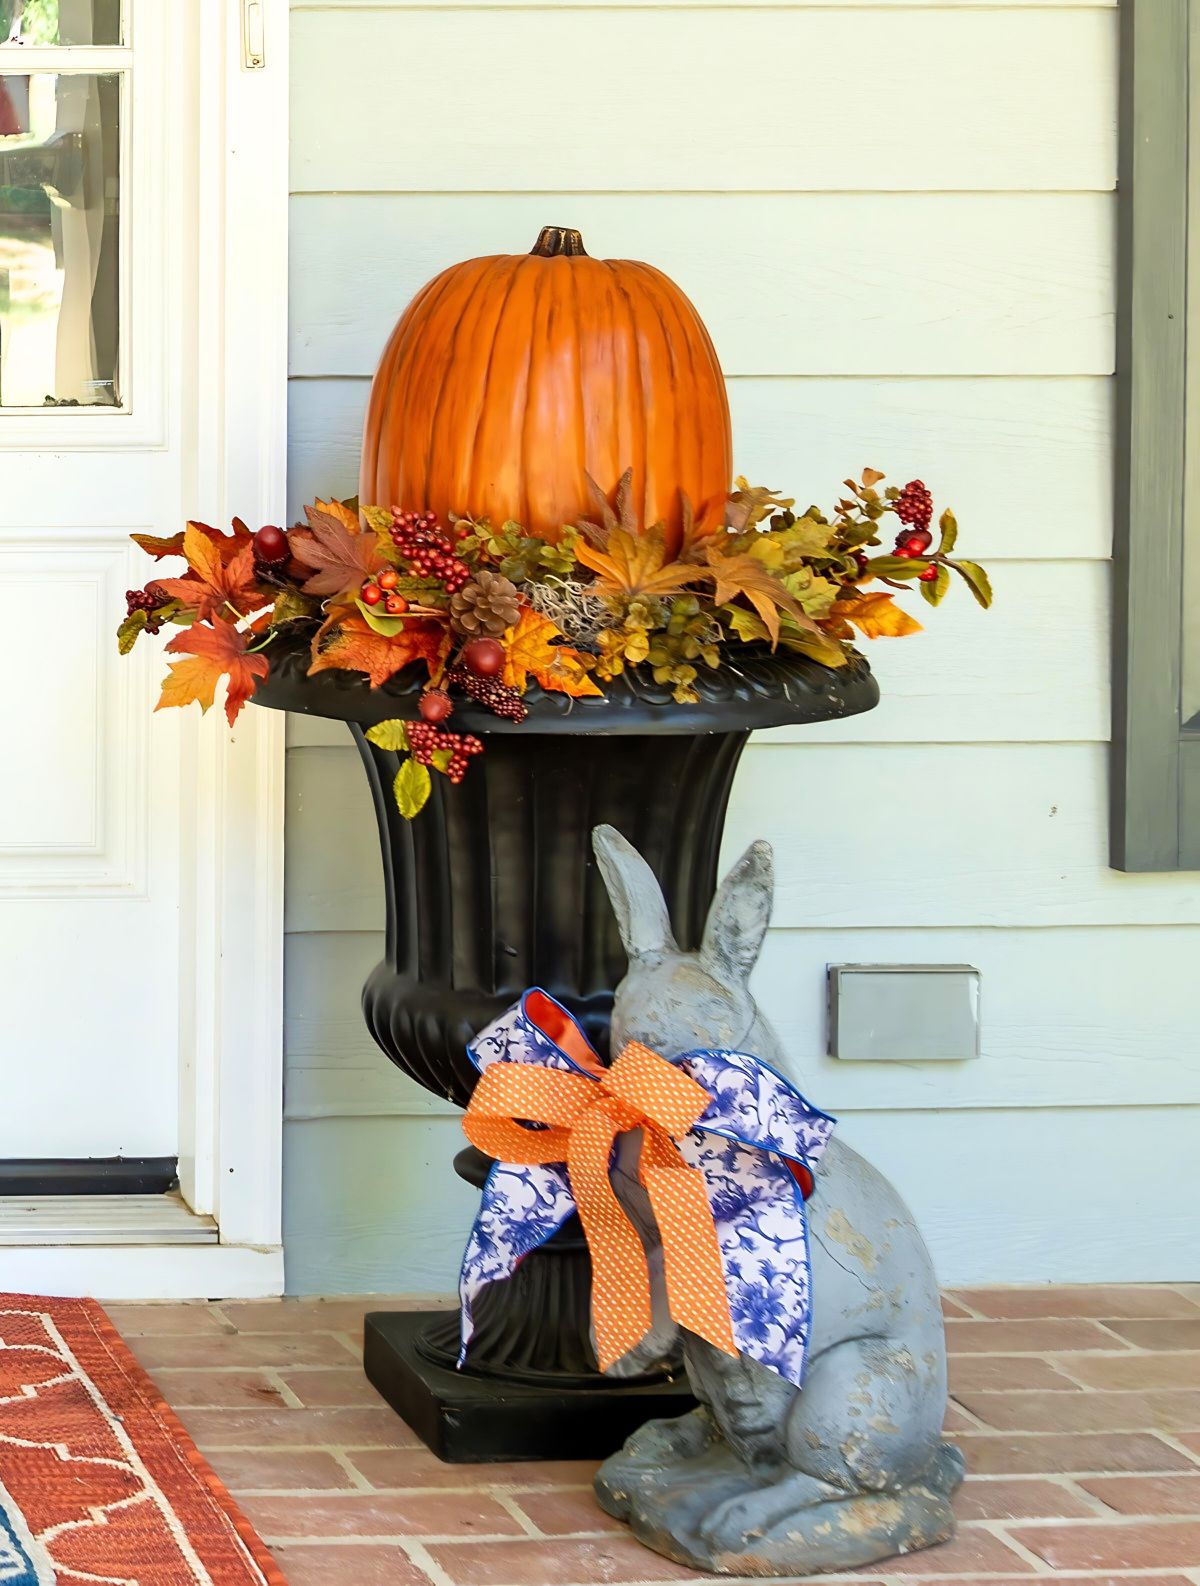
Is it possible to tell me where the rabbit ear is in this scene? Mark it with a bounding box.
[701,841,773,985]
[592,824,676,962]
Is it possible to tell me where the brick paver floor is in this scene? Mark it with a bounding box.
[108,1285,1200,1585]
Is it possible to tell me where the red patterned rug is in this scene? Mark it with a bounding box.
[0,1294,284,1584]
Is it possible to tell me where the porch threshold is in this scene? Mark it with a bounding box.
[0,1192,217,1247]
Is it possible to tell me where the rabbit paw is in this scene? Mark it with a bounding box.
[697,1475,834,1549]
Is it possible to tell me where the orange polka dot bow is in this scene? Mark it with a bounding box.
[457,989,836,1389]
[463,1038,738,1372]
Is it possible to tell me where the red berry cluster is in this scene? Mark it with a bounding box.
[448,667,529,723]
[390,510,471,593]
[893,481,935,562]
[362,567,410,615]
[406,720,484,785]
[895,480,933,533]
[126,585,169,632]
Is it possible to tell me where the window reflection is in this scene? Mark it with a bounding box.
[0,70,119,407]
[0,1,122,48]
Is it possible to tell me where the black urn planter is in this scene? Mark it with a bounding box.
[255,637,878,1459]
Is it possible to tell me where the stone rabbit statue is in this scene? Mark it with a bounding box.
[591,823,964,1577]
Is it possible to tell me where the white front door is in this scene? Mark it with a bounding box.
[0,0,286,1289]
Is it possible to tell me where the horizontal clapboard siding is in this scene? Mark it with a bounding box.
[282,1103,1199,1292]
[291,9,1117,192]
[290,194,1115,378]
[296,2,1118,9]
[296,1,1117,9]
[281,1,1189,1292]
[288,376,1114,561]
[284,1115,479,1296]
[285,926,1200,1115]
[287,742,1200,935]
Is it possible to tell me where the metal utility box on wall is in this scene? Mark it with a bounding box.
[828,965,981,1062]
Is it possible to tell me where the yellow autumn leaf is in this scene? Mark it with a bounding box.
[502,607,602,697]
[832,591,923,638]
[575,526,701,600]
[313,497,361,535]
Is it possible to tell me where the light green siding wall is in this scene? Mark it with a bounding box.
[284,0,1200,1295]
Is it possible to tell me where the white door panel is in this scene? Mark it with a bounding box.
[1,2,204,1164]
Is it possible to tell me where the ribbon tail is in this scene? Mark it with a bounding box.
[458,1159,575,1367]
[567,1109,654,1372]
[643,1160,737,1359]
[680,1132,814,1389]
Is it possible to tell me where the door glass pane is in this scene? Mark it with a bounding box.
[0,70,120,407]
[0,1,121,47]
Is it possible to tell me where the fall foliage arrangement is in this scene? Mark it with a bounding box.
[118,467,991,818]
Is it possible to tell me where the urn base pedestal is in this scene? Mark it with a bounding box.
[363,1311,694,1464]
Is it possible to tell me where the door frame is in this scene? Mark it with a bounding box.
[175,0,288,1268]
[5,0,288,1297]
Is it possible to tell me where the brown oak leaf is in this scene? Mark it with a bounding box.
[502,607,602,697]
[155,619,269,727]
[153,524,265,622]
[308,609,448,689]
[290,499,384,599]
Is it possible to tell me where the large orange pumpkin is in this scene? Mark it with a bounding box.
[360,226,732,556]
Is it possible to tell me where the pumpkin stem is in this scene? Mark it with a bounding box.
[531,226,588,258]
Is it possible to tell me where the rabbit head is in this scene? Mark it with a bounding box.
[592,824,778,1062]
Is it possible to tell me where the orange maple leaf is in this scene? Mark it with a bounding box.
[831,591,923,638]
[308,609,449,689]
[132,518,255,565]
[575,526,702,601]
[155,619,269,727]
[700,544,813,646]
[154,524,265,622]
[501,607,602,698]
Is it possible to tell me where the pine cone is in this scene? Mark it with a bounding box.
[449,569,520,637]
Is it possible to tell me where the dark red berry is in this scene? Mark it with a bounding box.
[125,584,171,634]
[447,667,527,722]
[404,720,485,785]
[895,534,929,559]
[361,582,383,605]
[419,689,453,724]
[894,480,934,533]
[389,510,470,593]
[463,637,505,677]
[254,524,289,564]
[918,564,940,583]
[901,527,933,554]
[852,551,869,577]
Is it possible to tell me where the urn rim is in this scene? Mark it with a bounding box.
[253,633,879,735]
